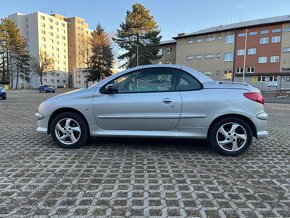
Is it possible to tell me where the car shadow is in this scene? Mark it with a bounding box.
[85,137,213,154]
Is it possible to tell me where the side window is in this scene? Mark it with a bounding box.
[177,71,202,91]
[107,68,176,93]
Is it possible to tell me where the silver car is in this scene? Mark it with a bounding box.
[36,65,268,156]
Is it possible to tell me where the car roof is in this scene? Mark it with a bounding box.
[91,64,213,88]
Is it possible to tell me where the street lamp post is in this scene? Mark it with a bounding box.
[242,29,248,83]
[136,44,139,66]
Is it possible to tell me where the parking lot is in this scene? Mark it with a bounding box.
[0,90,289,217]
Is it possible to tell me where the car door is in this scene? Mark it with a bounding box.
[93,67,182,131]
[175,70,210,130]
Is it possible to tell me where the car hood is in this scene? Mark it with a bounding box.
[202,81,260,92]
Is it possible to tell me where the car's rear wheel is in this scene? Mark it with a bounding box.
[50,112,88,149]
[209,117,253,156]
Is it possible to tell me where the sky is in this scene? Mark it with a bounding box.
[1,0,290,41]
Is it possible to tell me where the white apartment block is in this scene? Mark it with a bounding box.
[8,12,69,88]
[72,68,96,88]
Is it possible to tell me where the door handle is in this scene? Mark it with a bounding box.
[162,98,172,104]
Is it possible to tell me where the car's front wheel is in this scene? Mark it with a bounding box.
[50,112,89,149]
[209,117,253,156]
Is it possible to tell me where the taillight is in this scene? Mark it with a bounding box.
[243,92,264,104]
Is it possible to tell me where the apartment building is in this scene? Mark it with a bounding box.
[8,12,69,88]
[174,31,235,80]
[158,15,290,89]
[156,40,176,64]
[50,14,93,87]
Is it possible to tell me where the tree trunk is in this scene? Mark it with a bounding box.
[40,73,43,85]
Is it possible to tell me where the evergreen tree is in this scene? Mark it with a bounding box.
[88,23,114,82]
[0,18,30,88]
[114,3,162,68]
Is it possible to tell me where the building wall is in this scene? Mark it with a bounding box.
[234,24,282,75]
[175,31,235,80]
[8,12,69,88]
[281,23,290,71]
[157,43,176,64]
[72,68,96,88]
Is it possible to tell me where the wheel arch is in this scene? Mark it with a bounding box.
[48,107,89,134]
[207,114,257,138]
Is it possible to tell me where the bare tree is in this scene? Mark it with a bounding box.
[30,51,54,85]
[79,35,92,87]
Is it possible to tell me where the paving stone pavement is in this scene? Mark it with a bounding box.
[0,90,289,217]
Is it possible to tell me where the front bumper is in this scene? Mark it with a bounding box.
[35,112,49,134]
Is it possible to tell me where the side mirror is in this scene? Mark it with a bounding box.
[105,84,117,94]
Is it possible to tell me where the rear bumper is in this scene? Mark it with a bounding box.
[252,112,268,139]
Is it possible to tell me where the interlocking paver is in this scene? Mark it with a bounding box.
[0,90,289,217]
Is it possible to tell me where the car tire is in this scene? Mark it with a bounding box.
[209,117,253,156]
[2,95,6,100]
[50,112,89,149]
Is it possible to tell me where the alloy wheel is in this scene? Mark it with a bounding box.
[216,122,247,152]
[55,118,81,145]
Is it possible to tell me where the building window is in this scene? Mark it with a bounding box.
[196,38,203,43]
[61,30,66,34]
[62,36,66,40]
[49,46,54,50]
[225,34,234,44]
[249,31,257,36]
[271,36,281,43]
[187,39,194,44]
[237,49,245,56]
[187,55,193,60]
[204,54,214,59]
[158,48,162,56]
[62,23,65,27]
[49,53,54,57]
[238,33,246,37]
[258,76,266,82]
[166,60,172,64]
[270,56,279,63]
[284,27,290,32]
[41,23,45,27]
[282,47,290,53]
[49,18,53,23]
[49,25,53,30]
[63,49,66,53]
[260,37,269,44]
[62,42,66,46]
[248,48,256,55]
[236,67,244,73]
[205,37,215,42]
[195,55,202,60]
[41,44,46,49]
[272,28,281,33]
[41,30,46,34]
[49,32,53,36]
[41,16,45,20]
[258,57,267,63]
[247,67,255,73]
[224,52,233,62]
[167,47,172,54]
[41,37,46,42]
[217,53,222,58]
[269,76,278,81]
[260,30,269,35]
